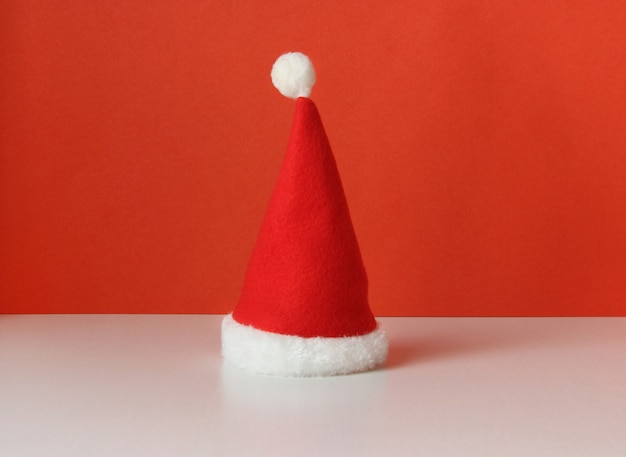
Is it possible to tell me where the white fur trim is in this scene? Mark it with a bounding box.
[221,314,388,377]
[271,52,316,99]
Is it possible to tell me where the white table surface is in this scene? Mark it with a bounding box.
[1,315,624,457]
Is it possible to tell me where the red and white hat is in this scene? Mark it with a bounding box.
[222,52,388,377]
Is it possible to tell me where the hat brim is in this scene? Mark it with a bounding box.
[221,314,388,377]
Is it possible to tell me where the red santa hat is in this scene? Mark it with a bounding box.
[221,52,388,377]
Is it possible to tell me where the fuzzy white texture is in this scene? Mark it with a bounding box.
[271,52,316,99]
[221,314,389,377]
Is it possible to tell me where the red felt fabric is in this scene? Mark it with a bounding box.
[232,98,377,338]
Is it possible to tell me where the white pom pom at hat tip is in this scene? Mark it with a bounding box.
[271,52,316,99]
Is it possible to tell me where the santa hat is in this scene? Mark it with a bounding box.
[221,52,388,377]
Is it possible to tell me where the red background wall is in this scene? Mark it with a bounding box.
[2,1,625,315]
